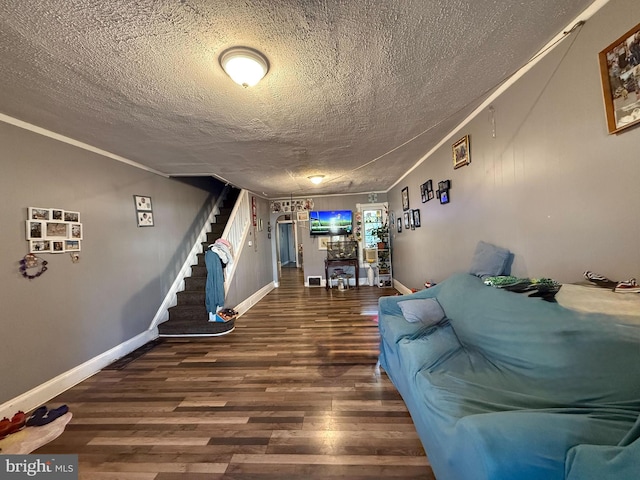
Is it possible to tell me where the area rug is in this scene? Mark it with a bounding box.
[0,412,72,454]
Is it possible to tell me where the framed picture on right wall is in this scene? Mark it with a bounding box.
[452,135,470,169]
[598,22,640,134]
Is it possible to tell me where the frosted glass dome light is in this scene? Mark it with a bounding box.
[220,47,269,87]
[308,175,325,184]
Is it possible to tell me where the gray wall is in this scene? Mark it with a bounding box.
[225,194,274,307]
[294,193,388,282]
[0,122,223,403]
[388,0,640,289]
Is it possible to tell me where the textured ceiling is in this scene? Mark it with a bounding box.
[0,0,594,197]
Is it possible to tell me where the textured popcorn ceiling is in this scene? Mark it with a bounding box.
[0,0,594,196]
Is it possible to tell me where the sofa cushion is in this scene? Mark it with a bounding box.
[379,313,433,346]
[397,323,461,375]
[398,298,445,325]
[469,240,511,278]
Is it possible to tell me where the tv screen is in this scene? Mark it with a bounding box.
[309,210,353,236]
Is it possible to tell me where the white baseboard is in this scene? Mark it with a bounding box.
[234,282,275,316]
[393,278,413,295]
[0,328,158,419]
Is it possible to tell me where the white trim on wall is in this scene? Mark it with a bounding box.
[0,113,168,178]
[0,328,158,419]
[233,281,276,316]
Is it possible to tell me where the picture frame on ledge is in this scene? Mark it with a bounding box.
[453,135,471,169]
[598,22,640,134]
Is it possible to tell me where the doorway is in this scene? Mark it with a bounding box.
[276,218,299,281]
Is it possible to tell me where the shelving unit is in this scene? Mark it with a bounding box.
[361,205,392,287]
[376,245,392,287]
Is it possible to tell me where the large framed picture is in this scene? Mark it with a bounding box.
[452,135,470,169]
[45,221,69,238]
[598,22,640,134]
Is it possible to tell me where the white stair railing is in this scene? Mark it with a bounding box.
[219,189,251,293]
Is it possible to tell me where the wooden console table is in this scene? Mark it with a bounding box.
[325,258,359,289]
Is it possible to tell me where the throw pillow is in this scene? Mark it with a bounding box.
[469,240,511,279]
[398,298,446,325]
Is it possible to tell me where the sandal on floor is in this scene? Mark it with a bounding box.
[27,405,69,427]
[0,411,27,439]
[26,405,48,427]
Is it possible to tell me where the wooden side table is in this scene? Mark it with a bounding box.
[325,258,359,289]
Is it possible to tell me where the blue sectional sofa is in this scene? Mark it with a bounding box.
[378,272,640,480]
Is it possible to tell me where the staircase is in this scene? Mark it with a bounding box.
[158,188,240,337]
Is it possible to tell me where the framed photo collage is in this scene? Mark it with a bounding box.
[26,207,82,254]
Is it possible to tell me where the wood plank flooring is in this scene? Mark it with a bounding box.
[35,267,434,479]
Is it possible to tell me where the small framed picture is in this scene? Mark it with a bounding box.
[410,210,415,230]
[318,236,330,250]
[404,212,410,229]
[297,211,309,222]
[453,135,471,169]
[64,211,80,222]
[70,223,83,239]
[397,218,402,233]
[439,189,450,204]
[137,211,154,227]
[51,240,65,253]
[26,220,44,239]
[134,195,153,211]
[420,180,434,203]
[64,240,81,252]
[413,209,421,227]
[29,240,51,253]
[51,209,64,221]
[28,207,50,221]
[401,186,410,211]
[45,221,69,238]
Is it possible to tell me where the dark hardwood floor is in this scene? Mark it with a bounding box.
[36,267,434,479]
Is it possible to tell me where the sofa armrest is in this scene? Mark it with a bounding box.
[378,284,442,317]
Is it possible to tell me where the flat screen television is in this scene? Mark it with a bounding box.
[309,210,353,236]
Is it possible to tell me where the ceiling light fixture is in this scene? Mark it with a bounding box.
[219,47,269,87]
[308,175,325,185]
